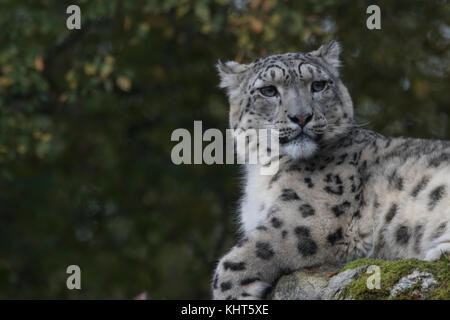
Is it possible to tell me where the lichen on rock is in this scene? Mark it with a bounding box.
[270,255,449,300]
[390,270,437,299]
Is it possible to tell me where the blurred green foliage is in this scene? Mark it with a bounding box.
[0,0,448,299]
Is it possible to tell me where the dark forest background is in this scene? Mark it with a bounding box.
[0,0,448,299]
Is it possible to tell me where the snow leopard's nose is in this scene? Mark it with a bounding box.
[288,113,313,128]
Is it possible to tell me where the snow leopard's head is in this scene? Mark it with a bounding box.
[217,41,354,160]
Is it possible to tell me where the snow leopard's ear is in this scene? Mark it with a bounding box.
[309,40,341,69]
[216,59,249,90]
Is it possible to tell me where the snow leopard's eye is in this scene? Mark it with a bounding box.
[259,85,278,97]
[311,81,327,93]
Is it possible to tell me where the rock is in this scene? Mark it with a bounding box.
[390,270,438,299]
[270,265,340,300]
[270,256,450,300]
[321,266,367,299]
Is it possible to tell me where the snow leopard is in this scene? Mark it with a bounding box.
[212,41,450,300]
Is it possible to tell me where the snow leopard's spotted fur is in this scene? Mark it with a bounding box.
[212,41,450,300]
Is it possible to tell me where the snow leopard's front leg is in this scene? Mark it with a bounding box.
[212,220,321,300]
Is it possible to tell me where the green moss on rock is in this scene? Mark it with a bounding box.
[338,255,449,300]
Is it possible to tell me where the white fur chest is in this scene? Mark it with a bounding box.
[239,165,274,234]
